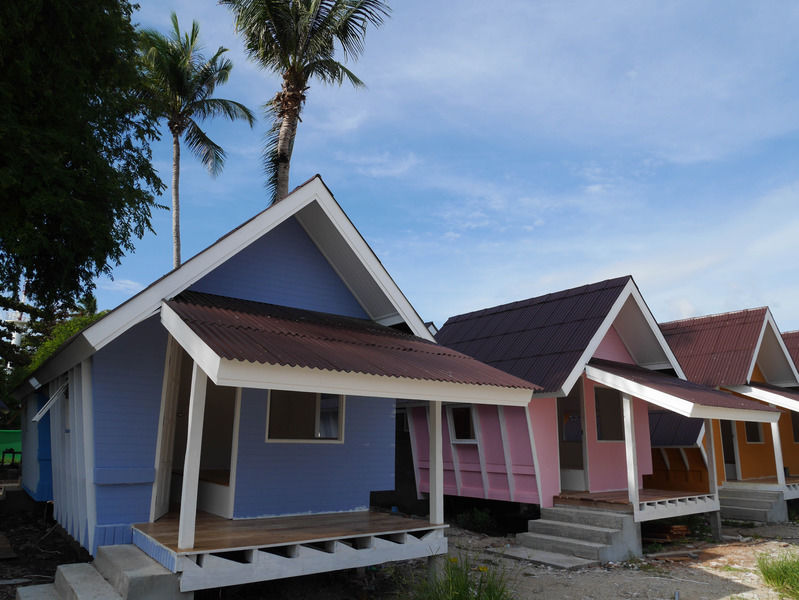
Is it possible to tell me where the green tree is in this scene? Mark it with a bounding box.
[139,13,255,268]
[220,0,390,203]
[0,0,164,313]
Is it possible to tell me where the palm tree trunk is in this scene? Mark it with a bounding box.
[275,111,299,201]
[172,132,181,269]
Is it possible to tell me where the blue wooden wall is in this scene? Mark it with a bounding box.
[189,217,368,318]
[21,391,52,501]
[234,390,395,518]
[91,316,166,551]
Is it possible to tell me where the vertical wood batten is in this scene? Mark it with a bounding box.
[81,359,97,553]
[429,401,443,525]
[178,362,208,550]
[622,393,639,508]
[151,335,182,522]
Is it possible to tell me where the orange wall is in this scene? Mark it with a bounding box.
[779,411,799,476]
[736,419,777,479]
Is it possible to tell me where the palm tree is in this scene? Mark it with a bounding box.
[220,0,389,203]
[139,13,256,268]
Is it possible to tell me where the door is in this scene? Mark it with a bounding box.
[720,420,739,481]
[558,384,587,491]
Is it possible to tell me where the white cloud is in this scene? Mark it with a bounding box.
[99,279,145,294]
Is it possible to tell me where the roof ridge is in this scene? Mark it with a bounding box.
[661,306,768,329]
[443,275,632,325]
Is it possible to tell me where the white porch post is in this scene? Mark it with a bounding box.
[178,362,208,550]
[429,401,444,525]
[704,419,718,495]
[622,393,639,508]
[771,418,786,487]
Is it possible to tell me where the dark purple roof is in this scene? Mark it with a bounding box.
[783,331,799,371]
[660,308,767,387]
[435,277,632,393]
[649,411,703,447]
[589,358,777,413]
[166,291,541,391]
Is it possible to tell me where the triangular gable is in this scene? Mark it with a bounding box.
[749,309,799,387]
[16,176,432,398]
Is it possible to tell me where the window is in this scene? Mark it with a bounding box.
[793,412,799,443]
[595,387,623,441]
[449,406,476,442]
[744,421,763,443]
[266,390,344,442]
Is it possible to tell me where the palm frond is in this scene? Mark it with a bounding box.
[184,121,226,177]
[262,101,282,205]
[194,98,256,126]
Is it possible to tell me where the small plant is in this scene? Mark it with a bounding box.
[757,551,799,599]
[413,556,514,600]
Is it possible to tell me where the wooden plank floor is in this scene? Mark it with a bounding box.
[555,488,709,510]
[730,475,799,485]
[134,511,445,555]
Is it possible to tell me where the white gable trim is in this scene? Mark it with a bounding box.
[543,279,686,398]
[725,385,799,413]
[747,309,799,386]
[161,303,532,407]
[17,177,434,398]
[747,317,769,385]
[585,364,780,423]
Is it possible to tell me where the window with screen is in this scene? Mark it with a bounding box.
[595,387,623,441]
[266,390,343,442]
[744,421,763,443]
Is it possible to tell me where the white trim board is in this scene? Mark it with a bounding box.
[585,365,780,423]
[725,385,799,413]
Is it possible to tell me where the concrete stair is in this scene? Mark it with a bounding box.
[515,505,641,566]
[17,545,191,600]
[719,488,787,524]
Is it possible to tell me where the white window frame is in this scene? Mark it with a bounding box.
[265,389,346,444]
[447,404,478,445]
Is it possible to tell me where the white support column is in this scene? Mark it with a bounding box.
[429,401,444,526]
[178,362,207,550]
[622,393,639,508]
[705,419,718,495]
[771,419,786,487]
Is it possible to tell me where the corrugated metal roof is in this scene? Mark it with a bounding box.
[435,276,632,393]
[660,308,767,387]
[648,411,703,447]
[783,331,799,371]
[588,358,776,413]
[166,291,540,390]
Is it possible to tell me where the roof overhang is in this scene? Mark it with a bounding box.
[161,302,533,407]
[748,309,799,386]
[725,384,799,413]
[585,364,780,423]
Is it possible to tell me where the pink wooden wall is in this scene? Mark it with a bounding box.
[529,397,559,507]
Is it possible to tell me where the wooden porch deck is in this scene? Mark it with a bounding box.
[555,488,719,520]
[133,510,445,555]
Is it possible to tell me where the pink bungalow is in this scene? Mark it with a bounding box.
[406,277,778,562]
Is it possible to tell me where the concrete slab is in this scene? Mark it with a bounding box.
[485,545,599,570]
[94,545,190,600]
[55,563,121,600]
[16,584,60,600]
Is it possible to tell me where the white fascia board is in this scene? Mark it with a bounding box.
[216,359,534,406]
[312,193,434,342]
[584,365,780,423]
[764,310,799,384]
[725,385,799,413]
[627,284,686,379]
[160,303,221,382]
[746,317,769,384]
[12,334,94,401]
[84,183,323,353]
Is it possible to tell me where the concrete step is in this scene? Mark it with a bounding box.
[55,563,121,600]
[16,584,60,600]
[516,531,606,561]
[542,506,629,529]
[719,488,782,501]
[719,506,770,523]
[719,497,775,510]
[94,545,188,600]
[526,519,620,545]
[485,545,599,570]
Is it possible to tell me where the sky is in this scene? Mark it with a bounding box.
[92,1,799,331]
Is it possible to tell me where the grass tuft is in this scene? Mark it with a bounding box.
[413,555,514,600]
[757,552,799,599]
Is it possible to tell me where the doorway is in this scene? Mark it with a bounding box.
[720,420,739,480]
[558,383,587,491]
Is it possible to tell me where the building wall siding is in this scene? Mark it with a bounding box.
[233,389,395,517]
[189,217,367,318]
[21,391,52,501]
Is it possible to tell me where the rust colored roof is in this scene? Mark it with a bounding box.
[166,292,540,390]
[588,358,777,414]
[783,331,799,370]
[435,276,632,393]
[659,308,767,387]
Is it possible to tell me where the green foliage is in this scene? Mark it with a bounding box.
[413,556,514,600]
[0,0,164,311]
[24,312,108,378]
[757,551,799,599]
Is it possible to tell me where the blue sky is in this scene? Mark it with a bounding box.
[93,1,799,331]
